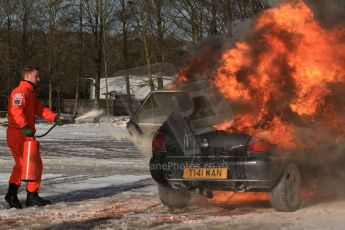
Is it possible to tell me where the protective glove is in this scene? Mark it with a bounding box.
[54,115,69,126]
[22,126,34,137]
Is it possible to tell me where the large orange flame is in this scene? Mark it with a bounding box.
[210,188,324,206]
[210,191,269,205]
[176,0,345,149]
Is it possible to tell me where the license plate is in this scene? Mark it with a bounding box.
[183,168,228,179]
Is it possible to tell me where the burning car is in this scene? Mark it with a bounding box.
[126,0,345,213]
[127,81,302,212]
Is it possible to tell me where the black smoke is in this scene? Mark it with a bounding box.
[305,0,345,28]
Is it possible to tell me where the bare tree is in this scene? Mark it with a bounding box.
[85,0,104,122]
[170,0,206,44]
[73,0,84,119]
[39,0,72,110]
[152,0,164,88]
[133,0,174,90]
[133,0,155,90]
[1,1,18,100]
[170,0,267,44]
[0,0,268,115]
[101,1,110,119]
[117,0,134,117]
[20,0,35,65]
[85,0,114,122]
[222,0,234,37]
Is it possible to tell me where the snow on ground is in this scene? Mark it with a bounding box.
[0,120,345,229]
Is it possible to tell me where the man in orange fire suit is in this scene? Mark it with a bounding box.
[5,65,67,209]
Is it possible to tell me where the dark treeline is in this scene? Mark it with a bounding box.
[0,0,266,115]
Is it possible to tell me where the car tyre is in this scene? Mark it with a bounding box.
[158,184,191,209]
[269,162,301,212]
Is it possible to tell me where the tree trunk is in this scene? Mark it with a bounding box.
[48,41,53,110]
[154,0,164,89]
[142,28,154,90]
[6,15,13,100]
[73,0,84,120]
[208,0,218,35]
[121,0,133,117]
[224,0,233,37]
[104,53,110,118]
[102,5,110,119]
[124,24,132,116]
[22,1,29,65]
[141,17,155,91]
[189,4,200,43]
[73,70,81,119]
[94,59,101,122]
[56,86,61,113]
[93,0,103,123]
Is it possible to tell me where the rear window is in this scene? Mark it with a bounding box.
[135,92,191,124]
[188,96,216,121]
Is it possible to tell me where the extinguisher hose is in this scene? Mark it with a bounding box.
[35,123,58,138]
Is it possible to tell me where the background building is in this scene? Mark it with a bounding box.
[91,62,177,100]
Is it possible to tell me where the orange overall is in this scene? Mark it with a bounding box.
[7,81,56,192]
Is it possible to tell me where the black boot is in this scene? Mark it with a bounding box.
[5,183,23,209]
[26,191,51,207]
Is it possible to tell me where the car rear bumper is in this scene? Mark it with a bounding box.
[150,155,286,191]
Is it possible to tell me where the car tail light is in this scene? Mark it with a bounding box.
[247,138,272,153]
[152,132,166,151]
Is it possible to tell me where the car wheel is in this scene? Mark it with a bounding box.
[269,162,301,212]
[158,184,191,209]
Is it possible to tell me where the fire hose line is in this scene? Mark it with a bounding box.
[34,123,58,138]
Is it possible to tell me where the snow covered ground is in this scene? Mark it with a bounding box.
[0,120,344,229]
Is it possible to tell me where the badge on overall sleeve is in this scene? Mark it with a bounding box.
[13,93,24,106]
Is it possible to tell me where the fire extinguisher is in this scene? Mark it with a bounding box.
[21,124,58,182]
[21,137,40,181]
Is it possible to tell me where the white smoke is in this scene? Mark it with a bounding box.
[75,109,104,121]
